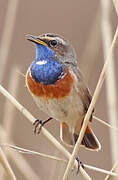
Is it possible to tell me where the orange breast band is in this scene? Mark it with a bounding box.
[27,69,74,99]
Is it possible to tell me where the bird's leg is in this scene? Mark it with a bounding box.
[33,117,53,134]
[76,157,84,173]
[72,133,84,173]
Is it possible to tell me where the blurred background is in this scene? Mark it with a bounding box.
[0,0,118,179]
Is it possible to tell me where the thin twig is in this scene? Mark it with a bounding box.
[0,84,91,180]
[1,143,67,163]
[84,164,118,177]
[0,125,40,180]
[101,0,118,164]
[104,162,118,180]
[3,66,19,138]
[62,26,118,180]
[2,66,40,179]
[0,147,16,180]
[113,0,118,15]
[1,143,118,178]
[93,116,118,132]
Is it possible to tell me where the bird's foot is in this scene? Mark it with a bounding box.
[76,157,84,174]
[33,117,53,134]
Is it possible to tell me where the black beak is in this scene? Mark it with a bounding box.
[26,34,47,46]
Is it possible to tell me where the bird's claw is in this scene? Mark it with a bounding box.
[33,117,53,134]
[33,119,43,134]
[76,157,84,174]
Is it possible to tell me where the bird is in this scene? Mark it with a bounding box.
[25,33,101,152]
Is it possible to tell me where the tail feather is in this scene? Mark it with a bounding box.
[60,122,73,146]
[60,123,101,151]
[81,125,101,151]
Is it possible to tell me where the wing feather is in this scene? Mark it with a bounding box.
[73,66,93,121]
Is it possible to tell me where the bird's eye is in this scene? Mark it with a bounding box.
[49,40,57,47]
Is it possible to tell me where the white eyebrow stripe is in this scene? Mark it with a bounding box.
[55,37,66,45]
[41,36,66,45]
[36,60,47,65]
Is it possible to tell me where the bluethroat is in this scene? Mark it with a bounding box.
[26,33,101,152]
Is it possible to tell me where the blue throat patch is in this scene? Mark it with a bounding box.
[30,44,65,85]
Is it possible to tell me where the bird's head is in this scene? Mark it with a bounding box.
[27,33,77,65]
[26,33,77,85]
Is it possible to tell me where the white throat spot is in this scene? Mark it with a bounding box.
[36,60,47,65]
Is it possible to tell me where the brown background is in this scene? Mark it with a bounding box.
[0,0,118,179]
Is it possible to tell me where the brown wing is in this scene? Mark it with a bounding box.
[60,67,100,150]
[77,80,93,118]
[74,67,93,121]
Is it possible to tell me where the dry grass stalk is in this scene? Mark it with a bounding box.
[1,143,67,163]
[104,1,118,180]
[101,0,118,166]
[0,125,40,180]
[3,66,19,137]
[1,143,118,177]
[105,162,118,180]
[93,116,118,132]
[0,147,16,180]
[113,0,118,15]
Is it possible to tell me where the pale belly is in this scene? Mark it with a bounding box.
[31,85,84,129]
